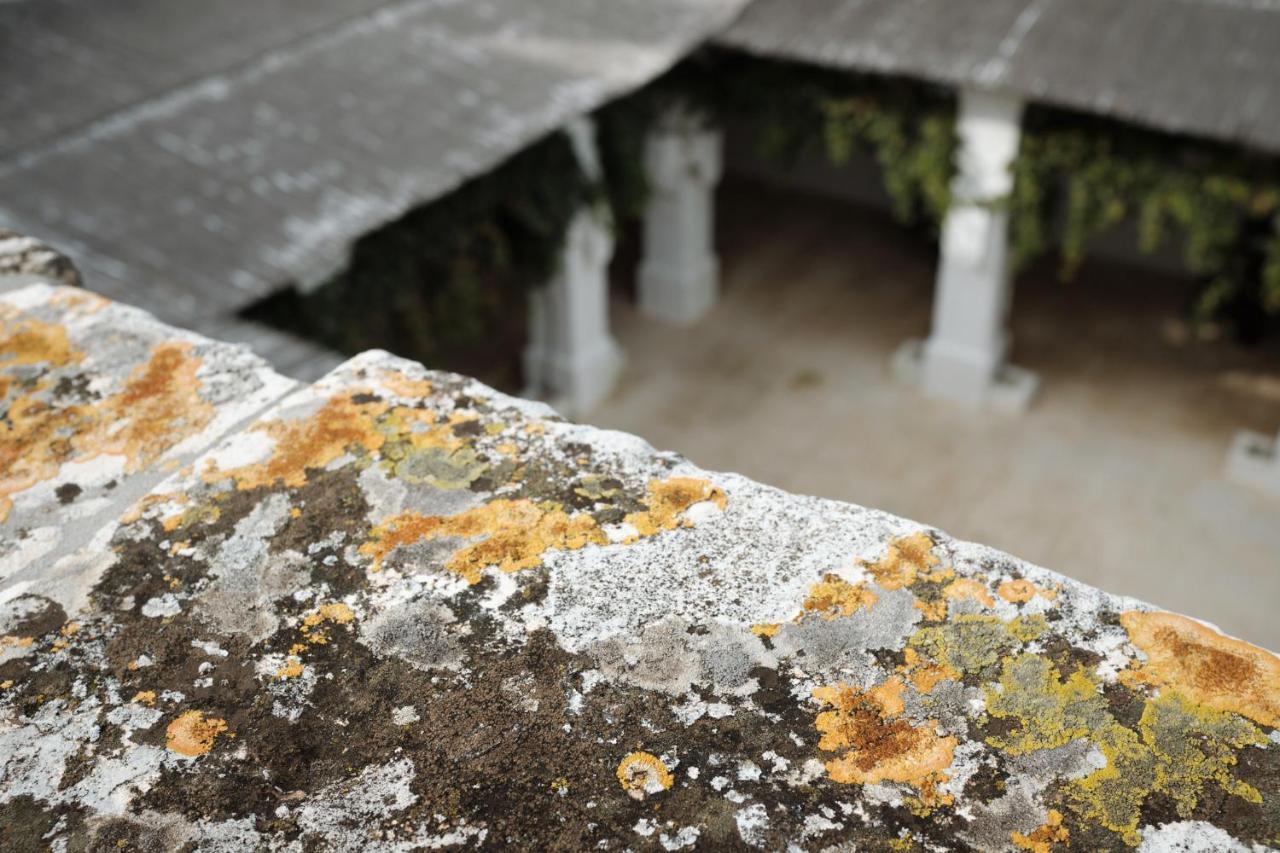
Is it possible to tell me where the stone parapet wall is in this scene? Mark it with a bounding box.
[1,281,1278,850]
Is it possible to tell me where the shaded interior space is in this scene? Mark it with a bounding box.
[594,177,1280,650]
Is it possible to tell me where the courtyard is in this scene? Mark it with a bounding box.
[594,178,1280,649]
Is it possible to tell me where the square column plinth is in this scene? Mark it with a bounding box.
[897,88,1038,412]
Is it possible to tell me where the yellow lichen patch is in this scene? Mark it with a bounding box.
[621,477,726,540]
[276,657,304,679]
[913,598,947,622]
[299,602,355,646]
[360,500,605,583]
[131,690,157,706]
[812,681,956,798]
[751,623,781,638]
[1011,809,1070,852]
[165,710,228,757]
[803,574,878,619]
[862,532,940,590]
[616,751,673,801]
[943,577,995,609]
[1069,690,1266,845]
[1119,610,1280,728]
[985,654,1109,755]
[909,614,1044,679]
[986,652,1267,846]
[205,391,389,490]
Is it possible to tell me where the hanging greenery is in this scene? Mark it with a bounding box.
[1009,107,1280,338]
[244,131,593,388]
[597,50,957,229]
[604,48,1280,339]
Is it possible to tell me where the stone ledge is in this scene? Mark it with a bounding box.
[1,283,1278,851]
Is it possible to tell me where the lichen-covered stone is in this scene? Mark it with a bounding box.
[1,291,1278,851]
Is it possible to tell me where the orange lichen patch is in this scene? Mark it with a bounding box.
[0,636,34,650]
[803,574,878,619]
[862,532,941,590]
[59,622,80,637]
[131,690,157,706]
[1119,610,1280,728]
[165,711,227,757]
[997,579,1056,604]
[360,500,605,583]
[299,602,355,646]
[812,681,957,796]
[899,648,959,694]
[0,312,81,369]
[751,623,781,638]
[913,599,948,622]
[622,477,726,540]
[1,342,212,521]
[944,578,995,609]
[616,751,673,801]
[377,370,434,399]
[205,391,389,490]
[1011,810,1070,852]
[94,342,214,464]
[276,658,304,679]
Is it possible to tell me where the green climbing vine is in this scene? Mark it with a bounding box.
[245,131,593,388]
[603,48,1280,339]
[1010,107,1280,337]
[248,46,1280,377]
[597,50,957,228]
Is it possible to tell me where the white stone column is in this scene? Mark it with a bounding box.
[522,117,623,416]
[637,111,722,325]
[1226,429,1280,497]
[894,88,1038,411]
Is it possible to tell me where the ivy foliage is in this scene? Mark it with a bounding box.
[605,49,1280,338]
[1010,107,1280,337]
[245,132,592,387]
[597,50,957,228]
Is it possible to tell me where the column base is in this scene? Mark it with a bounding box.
[1225,430,1280,497]
[637,256,718,326]
[523,339,625,419]
[892,339,1038,413]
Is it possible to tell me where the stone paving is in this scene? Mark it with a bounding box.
[1,278,1278,850]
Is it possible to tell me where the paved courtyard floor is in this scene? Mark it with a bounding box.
[591,179,1280,650]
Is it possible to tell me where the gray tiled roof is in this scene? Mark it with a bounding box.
[718,0,1280,154]
[0,0,748,324]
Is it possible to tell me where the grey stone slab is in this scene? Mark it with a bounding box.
[719,0,1280,153]
[0,0,751,325]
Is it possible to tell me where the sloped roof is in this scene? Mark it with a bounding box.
[0,0,749,324]
[718,0,1280,153]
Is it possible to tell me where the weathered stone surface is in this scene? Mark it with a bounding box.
[2,291,1279,851]
[0,230,81,288]
[0,283,294,618]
